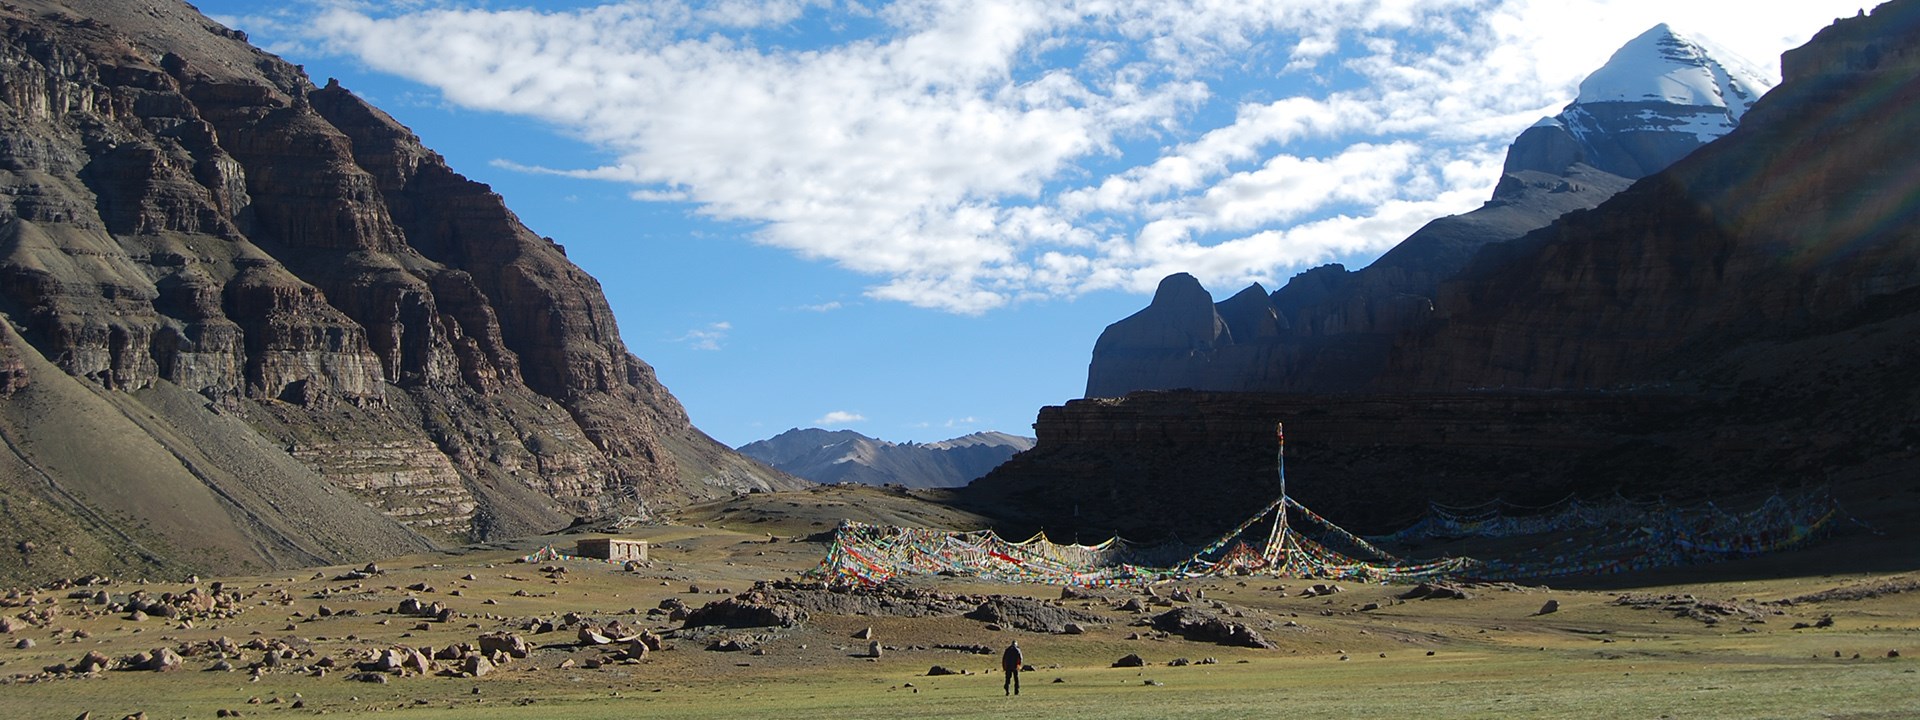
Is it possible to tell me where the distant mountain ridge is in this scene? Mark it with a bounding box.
[1086,23,1769,397]
[739,428,1035,489]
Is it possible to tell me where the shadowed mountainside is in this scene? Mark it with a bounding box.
[1086,24,1768,397]
[972,2,1920,546]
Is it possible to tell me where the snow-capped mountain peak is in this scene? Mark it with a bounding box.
[1502,23,1775,181]
[1574,23,1773,119]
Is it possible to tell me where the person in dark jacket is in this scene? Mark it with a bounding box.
[1002,639,1023,696]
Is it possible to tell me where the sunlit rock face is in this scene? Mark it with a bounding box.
[0,0,801,581]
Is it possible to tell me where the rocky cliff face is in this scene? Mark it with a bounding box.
[990,2,1920,543]
[0,0,799,582]
[1085,24,1760,397]
[739,428,1035,489]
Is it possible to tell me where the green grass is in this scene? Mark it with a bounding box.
[4,524,1917,720]
[8,635,1915,719]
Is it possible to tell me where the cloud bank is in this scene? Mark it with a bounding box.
[267,0,1865,313]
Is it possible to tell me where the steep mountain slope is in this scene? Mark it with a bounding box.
[739,428,1034,489]
[0,0,799,582]
[1087,24,1763,397]
[974,3,1920,544]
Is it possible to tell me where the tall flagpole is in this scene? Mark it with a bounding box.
[1277,422,1286,505]
[1264,422,1288,567]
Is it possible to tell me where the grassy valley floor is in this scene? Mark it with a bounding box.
[2,486,1915,719]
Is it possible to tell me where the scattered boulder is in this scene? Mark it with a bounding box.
[402,648,433,674]
[76,650,113,673]
[462,655,494,677]
[934,643,994,655]
[1112,654,1146,668]
[477,633,530,659]
[926,665,961,676]
[682,590,807,629]
[1399,583,1472,600]
[1299,584,1343,598]
[145,648,184,672]
[965,596,1107,633]
[1536,600,1560,616]
[618,640,649,661]
[578,627,613,646]
[1149,607,1276,649]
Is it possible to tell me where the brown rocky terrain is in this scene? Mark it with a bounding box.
[977,1,1920,545]
[0,0,801,585]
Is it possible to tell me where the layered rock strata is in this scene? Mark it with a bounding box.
[0,0,799,581]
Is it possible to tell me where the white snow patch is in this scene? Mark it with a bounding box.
[1574,23,1772,117]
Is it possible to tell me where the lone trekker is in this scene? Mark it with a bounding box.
[1002,639,1023,696]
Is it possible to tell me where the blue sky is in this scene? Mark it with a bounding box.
[196,0,1866,447]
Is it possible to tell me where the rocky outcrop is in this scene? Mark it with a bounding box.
[1085,274,1231,397]
[1085,24,1762,397]
[0,0,800,583]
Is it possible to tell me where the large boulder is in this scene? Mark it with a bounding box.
[964,595,1108,634]
[682,590,807,629]
[1149,607,1276,649]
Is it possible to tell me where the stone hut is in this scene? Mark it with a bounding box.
[575,538,649,563]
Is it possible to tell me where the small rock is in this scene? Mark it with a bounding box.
[1536,599,1560,616]
[1112,653,1145,668]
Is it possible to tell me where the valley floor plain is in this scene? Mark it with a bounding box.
[2,486,1916,719]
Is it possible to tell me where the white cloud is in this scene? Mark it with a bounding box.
[793,301,844,312]
[814,410,867,425]
[676,321,732,351]
[279,0,1867,311]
